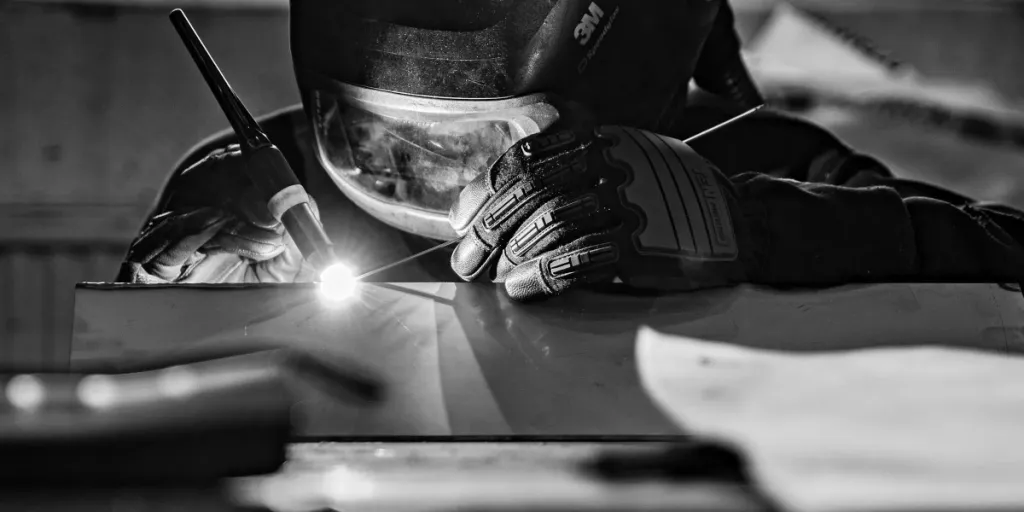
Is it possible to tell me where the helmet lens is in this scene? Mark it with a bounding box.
[313,90,521,213]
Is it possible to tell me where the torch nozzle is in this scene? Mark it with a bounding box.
[171,9,338,274]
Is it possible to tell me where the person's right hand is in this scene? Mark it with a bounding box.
[118,144,318,284]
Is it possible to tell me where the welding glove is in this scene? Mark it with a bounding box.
[449,126,760,302]
[118,145,318,284]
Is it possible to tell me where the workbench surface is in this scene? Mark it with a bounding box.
[0,442,766,512]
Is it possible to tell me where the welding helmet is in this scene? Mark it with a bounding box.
[291,0,723,240]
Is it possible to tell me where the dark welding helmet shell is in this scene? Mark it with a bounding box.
[291,0,722,240]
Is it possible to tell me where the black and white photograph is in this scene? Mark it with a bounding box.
[3,0,1024,510]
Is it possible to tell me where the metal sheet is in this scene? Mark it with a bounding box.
[70,282,1024,437]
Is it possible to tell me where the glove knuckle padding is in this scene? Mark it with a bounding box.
[544,238,619,281]
[476,154,593,246]
[499,194,607,273]
[449,142,530,236]
[503,234,620,301]
[596,125,739,261]
[593,125,744,290]
[484,159,586,226]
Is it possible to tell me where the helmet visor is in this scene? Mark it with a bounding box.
[307,79,560,235]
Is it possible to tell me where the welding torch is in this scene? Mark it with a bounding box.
[170,9,337,274]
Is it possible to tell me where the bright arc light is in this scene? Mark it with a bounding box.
[319,262,358,302]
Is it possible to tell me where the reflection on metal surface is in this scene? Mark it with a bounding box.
[71,282,1024,436]
[229,456,763,512]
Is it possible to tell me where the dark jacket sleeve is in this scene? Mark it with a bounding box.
[678,101,1024,285]
[733,172,1024,286]
[677,102,884,184]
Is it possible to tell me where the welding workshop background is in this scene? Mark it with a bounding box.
[2,0,1024,368]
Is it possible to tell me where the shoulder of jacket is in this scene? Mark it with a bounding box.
[141,105,309,222]
[171,104,309,174]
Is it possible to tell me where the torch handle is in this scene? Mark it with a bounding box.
[169,9,270,152]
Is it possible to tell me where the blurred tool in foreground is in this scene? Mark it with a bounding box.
[0,347,384,485]
[169,9,343,279]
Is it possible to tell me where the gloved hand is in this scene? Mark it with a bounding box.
[448,125,758,301]
[118,144,318,284]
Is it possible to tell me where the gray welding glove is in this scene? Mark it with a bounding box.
[118,145,319,284]
[449,125,760,302]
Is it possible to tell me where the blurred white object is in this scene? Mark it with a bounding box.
[637,327,1024,512]
[746,2,903,81]
[744,2,1024,123]
[318,262,359,303]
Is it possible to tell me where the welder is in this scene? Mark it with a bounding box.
[118,0,1024,301]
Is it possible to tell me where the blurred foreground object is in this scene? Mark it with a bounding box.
[0,348,383,485]
[0,350,292,484]
[227,441,769,512]
[68,281,1024,437]
[638,327,1024,512]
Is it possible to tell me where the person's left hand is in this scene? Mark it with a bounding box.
[448,124,757,301]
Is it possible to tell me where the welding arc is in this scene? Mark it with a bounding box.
[353,104,765,281]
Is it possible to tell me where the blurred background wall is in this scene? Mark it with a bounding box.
[1,0,299,366]
[2,0,1023,367]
